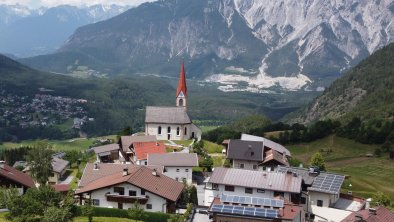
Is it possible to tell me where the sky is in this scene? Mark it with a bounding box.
[0,0,154,8]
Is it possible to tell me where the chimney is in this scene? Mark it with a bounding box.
[0,160,5,169]
[93,163,99,170]
[152,169,158,176]
[369,208,377,215]
[123,167,128,176]
[156,142,159,146]
[365,198,372,210]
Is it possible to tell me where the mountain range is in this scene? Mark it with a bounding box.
[0,4,130,57]
[285,43,394,124]
[20,0,394,92]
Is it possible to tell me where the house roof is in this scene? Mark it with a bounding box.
[52,184,70,192]
[133,142,166,161]
[78,163,134,187]
[120,135,157,152]
[276,166,345,195]
[93,143,119,154]
[241,134,291,156]
[147,153,199,167]
[0,163,35,188]
[341,206,394,222]
[52,158,69,173]
[176,62,187,97]
[208,167,302,193]
[76,166,184,202]
[262,149,289,166]
[145,106,191,124]
[227,140,264,162]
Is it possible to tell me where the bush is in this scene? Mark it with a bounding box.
[74,206,171,222]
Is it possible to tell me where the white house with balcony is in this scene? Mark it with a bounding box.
[76,163,183,213]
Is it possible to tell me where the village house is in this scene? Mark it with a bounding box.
[76,163,183,213]
[144,63,201,141]
[93,143,122,163]
[0,161,35,194]
[132,141,166,166]
[23,157,69,185]
[224,134,291,171]
[118,135,157,162]
[204,167,302,207]
[341,205,394,222]
[147,153,198,184]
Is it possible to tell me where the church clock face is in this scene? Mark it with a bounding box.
[178,91,185,97]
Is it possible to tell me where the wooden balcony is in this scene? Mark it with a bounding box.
[105,193,149,204]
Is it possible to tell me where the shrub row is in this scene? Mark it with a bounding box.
[74,206,171,222]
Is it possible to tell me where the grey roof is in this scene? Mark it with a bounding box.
[145,106,191,124]
[227,140,264,162]
[209,167,302,193]
[52,158,69,173]
[120,135,157,152]
[147,153,199,167]
[276,166,345,194]
[93,143,119,154]
[241,134,291,156]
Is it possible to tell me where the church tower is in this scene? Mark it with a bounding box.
[176,62,187,107]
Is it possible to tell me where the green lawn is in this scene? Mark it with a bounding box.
[0,135,117,152]
[173,140,193,147]
[203,140,223,153]
[288,135,394,200]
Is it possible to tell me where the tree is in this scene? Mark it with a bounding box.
[372,191,391,207]
[82,199,94,222]
[189,186,198,205]
[199,156,213,172]
[64,150,80,168]
[309,152,326,171]
[26,142,53,186]
[42,206,72,222]
[128,201,146,222]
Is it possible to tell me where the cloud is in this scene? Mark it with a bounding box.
[0,0,155,8]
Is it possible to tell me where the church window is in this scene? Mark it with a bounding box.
[167,126,171,133]
[176,127,180,136]
[158,126,162,135]
[184,127,187,135]
[179,98,184,106]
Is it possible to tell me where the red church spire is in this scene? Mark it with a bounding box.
[176,62,187,97]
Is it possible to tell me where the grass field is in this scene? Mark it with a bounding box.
[287,135,394,200]
[203,140,224,153]
[0,135,117,151]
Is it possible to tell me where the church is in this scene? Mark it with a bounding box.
[144,63,201,141]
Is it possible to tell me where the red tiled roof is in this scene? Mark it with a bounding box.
[133,142,166,161]
[176,62,187,97]
[76,166,184,202]
[342,206,394,222]
[0,164,35,188]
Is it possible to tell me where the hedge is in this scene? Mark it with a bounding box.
[74,206,172,222]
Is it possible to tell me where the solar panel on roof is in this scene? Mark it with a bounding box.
[210,204,279,219]
[309,174,345,194]
[220,194,284,208]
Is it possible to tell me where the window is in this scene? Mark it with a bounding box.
[245,188,253,194]
[301,197,306,204]
[175,177,179,181]
[158,126,162,135]
[141,189,145,195]
[251,152,254,156]
[167,126,171,133]
[257,189,265,193]
[92,199,100,206]
[176,127,180,136]
[118,202,123,209]
[213,184,218,190]
[176,169,180,172]
[185,169,189,172]
[317,200,323,207]
[129,190,137,196]
[146,204,152,209]
[184,127,187,135]
[144,162,147,165]
[114,187,124,195]
[239,163,244,169]
[253,165,257,170]
[225,185,235,192]
[178,99,183,106]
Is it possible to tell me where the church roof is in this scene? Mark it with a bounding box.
[176,62,187,97]
[145,106,191,124]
